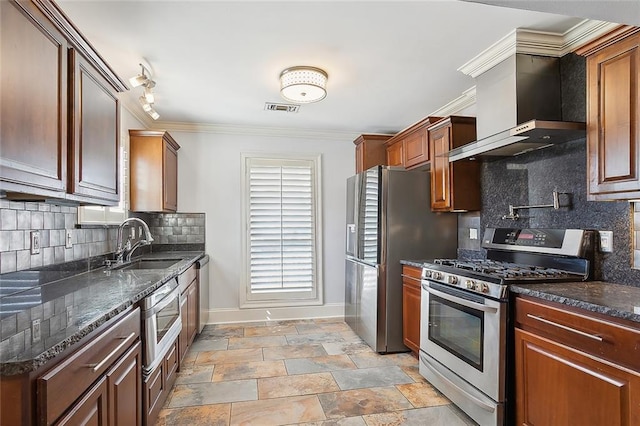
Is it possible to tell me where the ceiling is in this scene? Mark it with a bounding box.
[55,1,636,136]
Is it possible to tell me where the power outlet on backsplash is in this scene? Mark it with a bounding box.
[599,231,613,253]
[32,319,41,343]
[30,231,40,255]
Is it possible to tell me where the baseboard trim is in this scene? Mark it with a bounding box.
[204,303,345,325]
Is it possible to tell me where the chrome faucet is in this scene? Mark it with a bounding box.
[115,218,154,264]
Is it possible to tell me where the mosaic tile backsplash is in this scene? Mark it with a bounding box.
[0,200,118,274]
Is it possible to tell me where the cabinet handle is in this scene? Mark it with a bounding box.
[85,332,136,372]
[526,314,604,342]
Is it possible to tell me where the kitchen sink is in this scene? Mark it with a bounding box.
[111,259,182,270]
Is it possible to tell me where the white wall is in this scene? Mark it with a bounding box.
[173,130,354,322]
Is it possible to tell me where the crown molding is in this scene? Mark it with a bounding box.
[457,19,621,78]
[430,86,476,117]
[148,120,360,141]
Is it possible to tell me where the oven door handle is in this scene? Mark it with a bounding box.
[423,283,498,313]
[147,288,179,316]
[420,353,496,413]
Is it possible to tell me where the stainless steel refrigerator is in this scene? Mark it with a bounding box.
[345,165,457,353]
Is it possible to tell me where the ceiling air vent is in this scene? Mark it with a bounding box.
[264,102,300,113]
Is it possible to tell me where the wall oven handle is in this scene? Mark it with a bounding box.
[147,288,179,317]
[85,332,136,372]
[526,314,604,342]
[420,354,496,413]
[423,283,498,313]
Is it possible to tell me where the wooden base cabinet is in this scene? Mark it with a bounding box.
[179,264,199,363]
[144,338,179,426]
[576,26,640,201]
[515,296,640,426]
[401,265,422,355]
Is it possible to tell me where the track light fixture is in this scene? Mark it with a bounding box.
[129,63,159,120]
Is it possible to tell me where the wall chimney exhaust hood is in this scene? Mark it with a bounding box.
[448,53,586,162]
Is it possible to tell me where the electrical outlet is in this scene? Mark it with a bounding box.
[30,231,40,255]
[65,230,73,249]
[66,306,73,326]
[599,231,613,253]
[32,319,41,343]
[469,228,478,240]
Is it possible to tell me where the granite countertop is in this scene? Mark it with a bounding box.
[0,251,204,376]
[400,259,429,268]
[510,281,640,324]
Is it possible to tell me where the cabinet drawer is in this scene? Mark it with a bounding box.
[401,265,422,281]
[516,297,640,371]
[38,307,140,425]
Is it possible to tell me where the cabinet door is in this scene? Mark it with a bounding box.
[56,377,108,426]
[68,49,120,203]
[402,280,421,354]
[355,142,364,173]
[187,282,199,345]
[179,293,189,363]
[515,328,640,426]
[586,33,640,200]
[403,129,429,168]
[429,125,452,211]
[0,1,68,194]
[163,141,178,211]
[386,142,403,167]
[107,342,142,426]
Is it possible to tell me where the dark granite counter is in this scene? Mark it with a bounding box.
[510,281,640,324]
[400,260,428,268]
[0,251,204,376]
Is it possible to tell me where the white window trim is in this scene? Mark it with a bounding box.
[240,152,323,309]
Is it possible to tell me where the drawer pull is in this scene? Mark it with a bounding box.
[85,332,136,372]
[527,314,604,342]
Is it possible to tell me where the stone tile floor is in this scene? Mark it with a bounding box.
[157,318,478,425]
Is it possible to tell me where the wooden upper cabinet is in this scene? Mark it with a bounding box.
[576,26,640,201]
[0,0,68,195]
[0,0,126,204]
[385,116,441,170]
[403,128,429,168]
[129,130,180,212]
[386,141,403,167]
[68,49,120,203]
[354,134,393,173]
[428,116,480,212]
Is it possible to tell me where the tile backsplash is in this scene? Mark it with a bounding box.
[0,200,117,274]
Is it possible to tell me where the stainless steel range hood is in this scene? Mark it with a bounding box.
[449,54,586,162]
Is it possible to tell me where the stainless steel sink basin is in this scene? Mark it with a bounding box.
[112,259,182,270]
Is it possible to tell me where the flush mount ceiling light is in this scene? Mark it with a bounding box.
[129,63,159,120]
[280,66,328,104]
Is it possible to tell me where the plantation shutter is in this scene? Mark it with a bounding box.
[246,157,318,301]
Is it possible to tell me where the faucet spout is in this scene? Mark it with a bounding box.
[115,218,154,264]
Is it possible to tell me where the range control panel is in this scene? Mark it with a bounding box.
[488,228,565,248]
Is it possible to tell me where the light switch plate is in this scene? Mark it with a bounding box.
[469,228,478,240]
[30,231,40,255]
[32,319,41,343]
[599,231,613,253]
[65,230,73,249]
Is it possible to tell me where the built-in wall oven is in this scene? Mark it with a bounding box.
[141,277,182,377]
[419,228,594,426]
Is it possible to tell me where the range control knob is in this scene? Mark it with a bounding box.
[447,275,458,285]
[479,283,490,293]
[432,271,443,280]
[423,270,432,278]
[465,280,475,289]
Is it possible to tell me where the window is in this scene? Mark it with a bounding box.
[241,154,323,307]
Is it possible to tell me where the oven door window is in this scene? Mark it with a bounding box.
[156,297,179,342]
[428,293,483,371]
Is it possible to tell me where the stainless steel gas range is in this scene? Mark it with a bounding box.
[419,228,595,426]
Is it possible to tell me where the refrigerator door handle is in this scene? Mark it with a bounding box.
[346,256,379,269]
